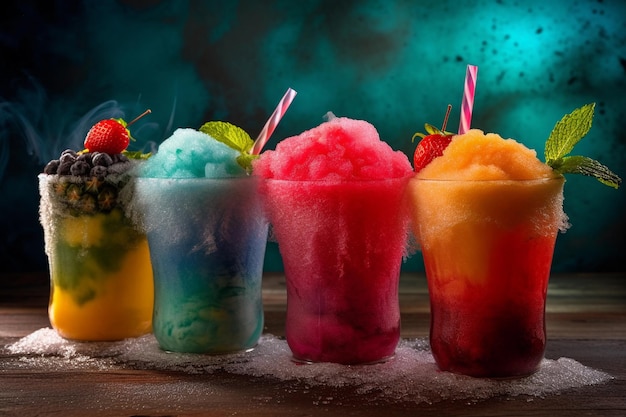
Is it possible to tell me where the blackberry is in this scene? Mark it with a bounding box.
[92,152,113,167]
[44,160,60,175]
[70,160,91,176]
[90,165,108,180]
[60,149,78,158]
[59,152,77,165]
[76,152,93,165]
[57,160,74,175]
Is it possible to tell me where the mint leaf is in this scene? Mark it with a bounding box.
[544,103,621,189]
[123,150,152,160]
[551,155,622,189]
[199,121,254,153]
[199,121,256,172]
[544,103,595,164]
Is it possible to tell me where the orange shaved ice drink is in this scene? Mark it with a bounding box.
[409,129,568,377]
[254,114,413,364]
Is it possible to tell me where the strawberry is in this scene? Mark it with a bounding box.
[84,118,131,154]
[83,109,151,154]
[412,125,454,172]
[412,106,455,172]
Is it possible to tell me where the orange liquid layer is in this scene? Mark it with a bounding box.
[48,212,154,341]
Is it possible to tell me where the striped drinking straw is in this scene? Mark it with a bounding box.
[458,65,478,135]
[251,88,298,155]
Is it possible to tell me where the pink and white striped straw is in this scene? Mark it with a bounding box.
[458,64,478,135]
[251,88,297,155]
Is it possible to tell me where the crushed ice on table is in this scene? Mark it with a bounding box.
[5,328,612,405]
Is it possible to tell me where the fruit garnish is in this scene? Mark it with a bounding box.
[199,121,257,172]
[78,194,97,213]
[84,109,151,154]
[545,103,621,189]
[97,186,117,211]
[123,150,152,160]
[412,105,455,172]
[66,184,82,202]
[84,176,102,193]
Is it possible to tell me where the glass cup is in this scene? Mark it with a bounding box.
[408,176,566,378]
[259,175,412,364]
[134,176,268,354]
[38,173,154,341]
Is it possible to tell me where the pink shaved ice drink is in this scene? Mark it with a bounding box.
[254,115,413,364]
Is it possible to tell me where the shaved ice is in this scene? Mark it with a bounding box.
[418,129,558,180]
[409,128,568,377]
[141,128,246,178]
[253,115,412,180]
[132,125,267,353]
[254,114,412,364]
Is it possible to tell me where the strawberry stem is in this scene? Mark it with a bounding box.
[441,104,452,132]
[127,109,152,127]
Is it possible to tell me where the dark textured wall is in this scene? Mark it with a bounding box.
[1,0,625,275]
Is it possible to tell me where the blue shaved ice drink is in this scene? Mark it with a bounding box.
[133,128,268,353]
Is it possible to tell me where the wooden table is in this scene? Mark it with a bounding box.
[1,272,625,416]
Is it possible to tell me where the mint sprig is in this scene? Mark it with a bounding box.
[549,156,622,189]
[123,150,152,160]
[544,103,621,189]
[199,121,257,172]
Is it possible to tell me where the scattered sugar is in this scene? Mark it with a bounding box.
[5,328,612,405]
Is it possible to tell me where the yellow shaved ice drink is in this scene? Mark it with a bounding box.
[39,154,154,342]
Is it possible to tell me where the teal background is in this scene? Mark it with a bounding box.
[1,0,625,275]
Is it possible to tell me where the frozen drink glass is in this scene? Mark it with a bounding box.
[39,172,154,341]
[136,176,267,353]
[409,176,565,377]
[261,175,411,364]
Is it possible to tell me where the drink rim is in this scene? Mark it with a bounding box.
[412,175,565,184]
[135,175,254,181]
[258,173,414,184]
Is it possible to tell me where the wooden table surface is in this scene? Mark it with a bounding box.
[1,272,625,417]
